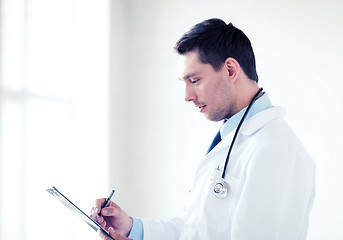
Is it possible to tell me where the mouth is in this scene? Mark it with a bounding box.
[197,105,206,113]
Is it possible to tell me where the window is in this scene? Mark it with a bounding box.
[0,0,109,239]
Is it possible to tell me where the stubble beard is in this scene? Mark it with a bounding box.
[208,92,234,122]
[208,108,232,122]
[205,100,233,121]
[205,74,234,122]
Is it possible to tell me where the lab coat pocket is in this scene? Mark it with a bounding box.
[202,173,240,233]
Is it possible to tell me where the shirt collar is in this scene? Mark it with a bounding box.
[220,92,273,140]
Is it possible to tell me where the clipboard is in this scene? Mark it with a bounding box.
[46,186,113,239]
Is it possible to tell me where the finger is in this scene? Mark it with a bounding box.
[108,201,119,208]
[94,198,107,214]
[100,219,106,229]
[90,198,107,218]
[98,229,111,240]
[90,209,103,223]
[100,205,122,217]
[98,228,123,240]
[95,215,105,226]
[109,227,133,240]
[90,207,94,215]
[90,209,98,221]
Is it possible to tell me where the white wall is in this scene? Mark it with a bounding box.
[109,0,343,239]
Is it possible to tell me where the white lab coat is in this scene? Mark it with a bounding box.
[141,106,315,240]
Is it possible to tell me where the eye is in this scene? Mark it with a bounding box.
[189,78,200,84]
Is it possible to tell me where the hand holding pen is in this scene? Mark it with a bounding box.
[91,190,133,238]
[98,190,115,216]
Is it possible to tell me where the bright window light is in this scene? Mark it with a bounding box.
[0,0,110,239]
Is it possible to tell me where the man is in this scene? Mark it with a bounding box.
[91,18,315,240]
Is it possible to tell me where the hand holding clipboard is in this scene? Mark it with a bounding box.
[46,187,132,240]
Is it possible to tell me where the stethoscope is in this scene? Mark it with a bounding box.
[213,87,263,199]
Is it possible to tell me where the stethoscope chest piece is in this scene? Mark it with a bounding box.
[214,180,229,199]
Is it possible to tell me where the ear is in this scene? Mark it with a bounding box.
[224,57,241,82]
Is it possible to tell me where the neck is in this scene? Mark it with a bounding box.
[233,81,260,111]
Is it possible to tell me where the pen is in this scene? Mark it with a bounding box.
[98,189,115,216]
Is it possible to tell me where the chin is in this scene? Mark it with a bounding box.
[206,114,223,122]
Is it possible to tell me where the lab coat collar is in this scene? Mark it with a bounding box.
[206,106,286,159]
[239,106,286,135]
[220,92,273,140]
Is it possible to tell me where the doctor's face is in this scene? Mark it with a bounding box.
[178,50,234,121]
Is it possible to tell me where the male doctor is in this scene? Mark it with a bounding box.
[90,18,315,240]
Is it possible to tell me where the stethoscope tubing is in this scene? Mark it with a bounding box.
[221,87,264,179]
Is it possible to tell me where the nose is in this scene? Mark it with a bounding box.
[184,84,196,102]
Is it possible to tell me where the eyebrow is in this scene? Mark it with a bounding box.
[178,72,197,81]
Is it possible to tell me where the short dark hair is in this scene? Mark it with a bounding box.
[175,18,258,82]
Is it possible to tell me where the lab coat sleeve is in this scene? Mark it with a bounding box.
[231,140,315,240]
[141,216,184,240]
